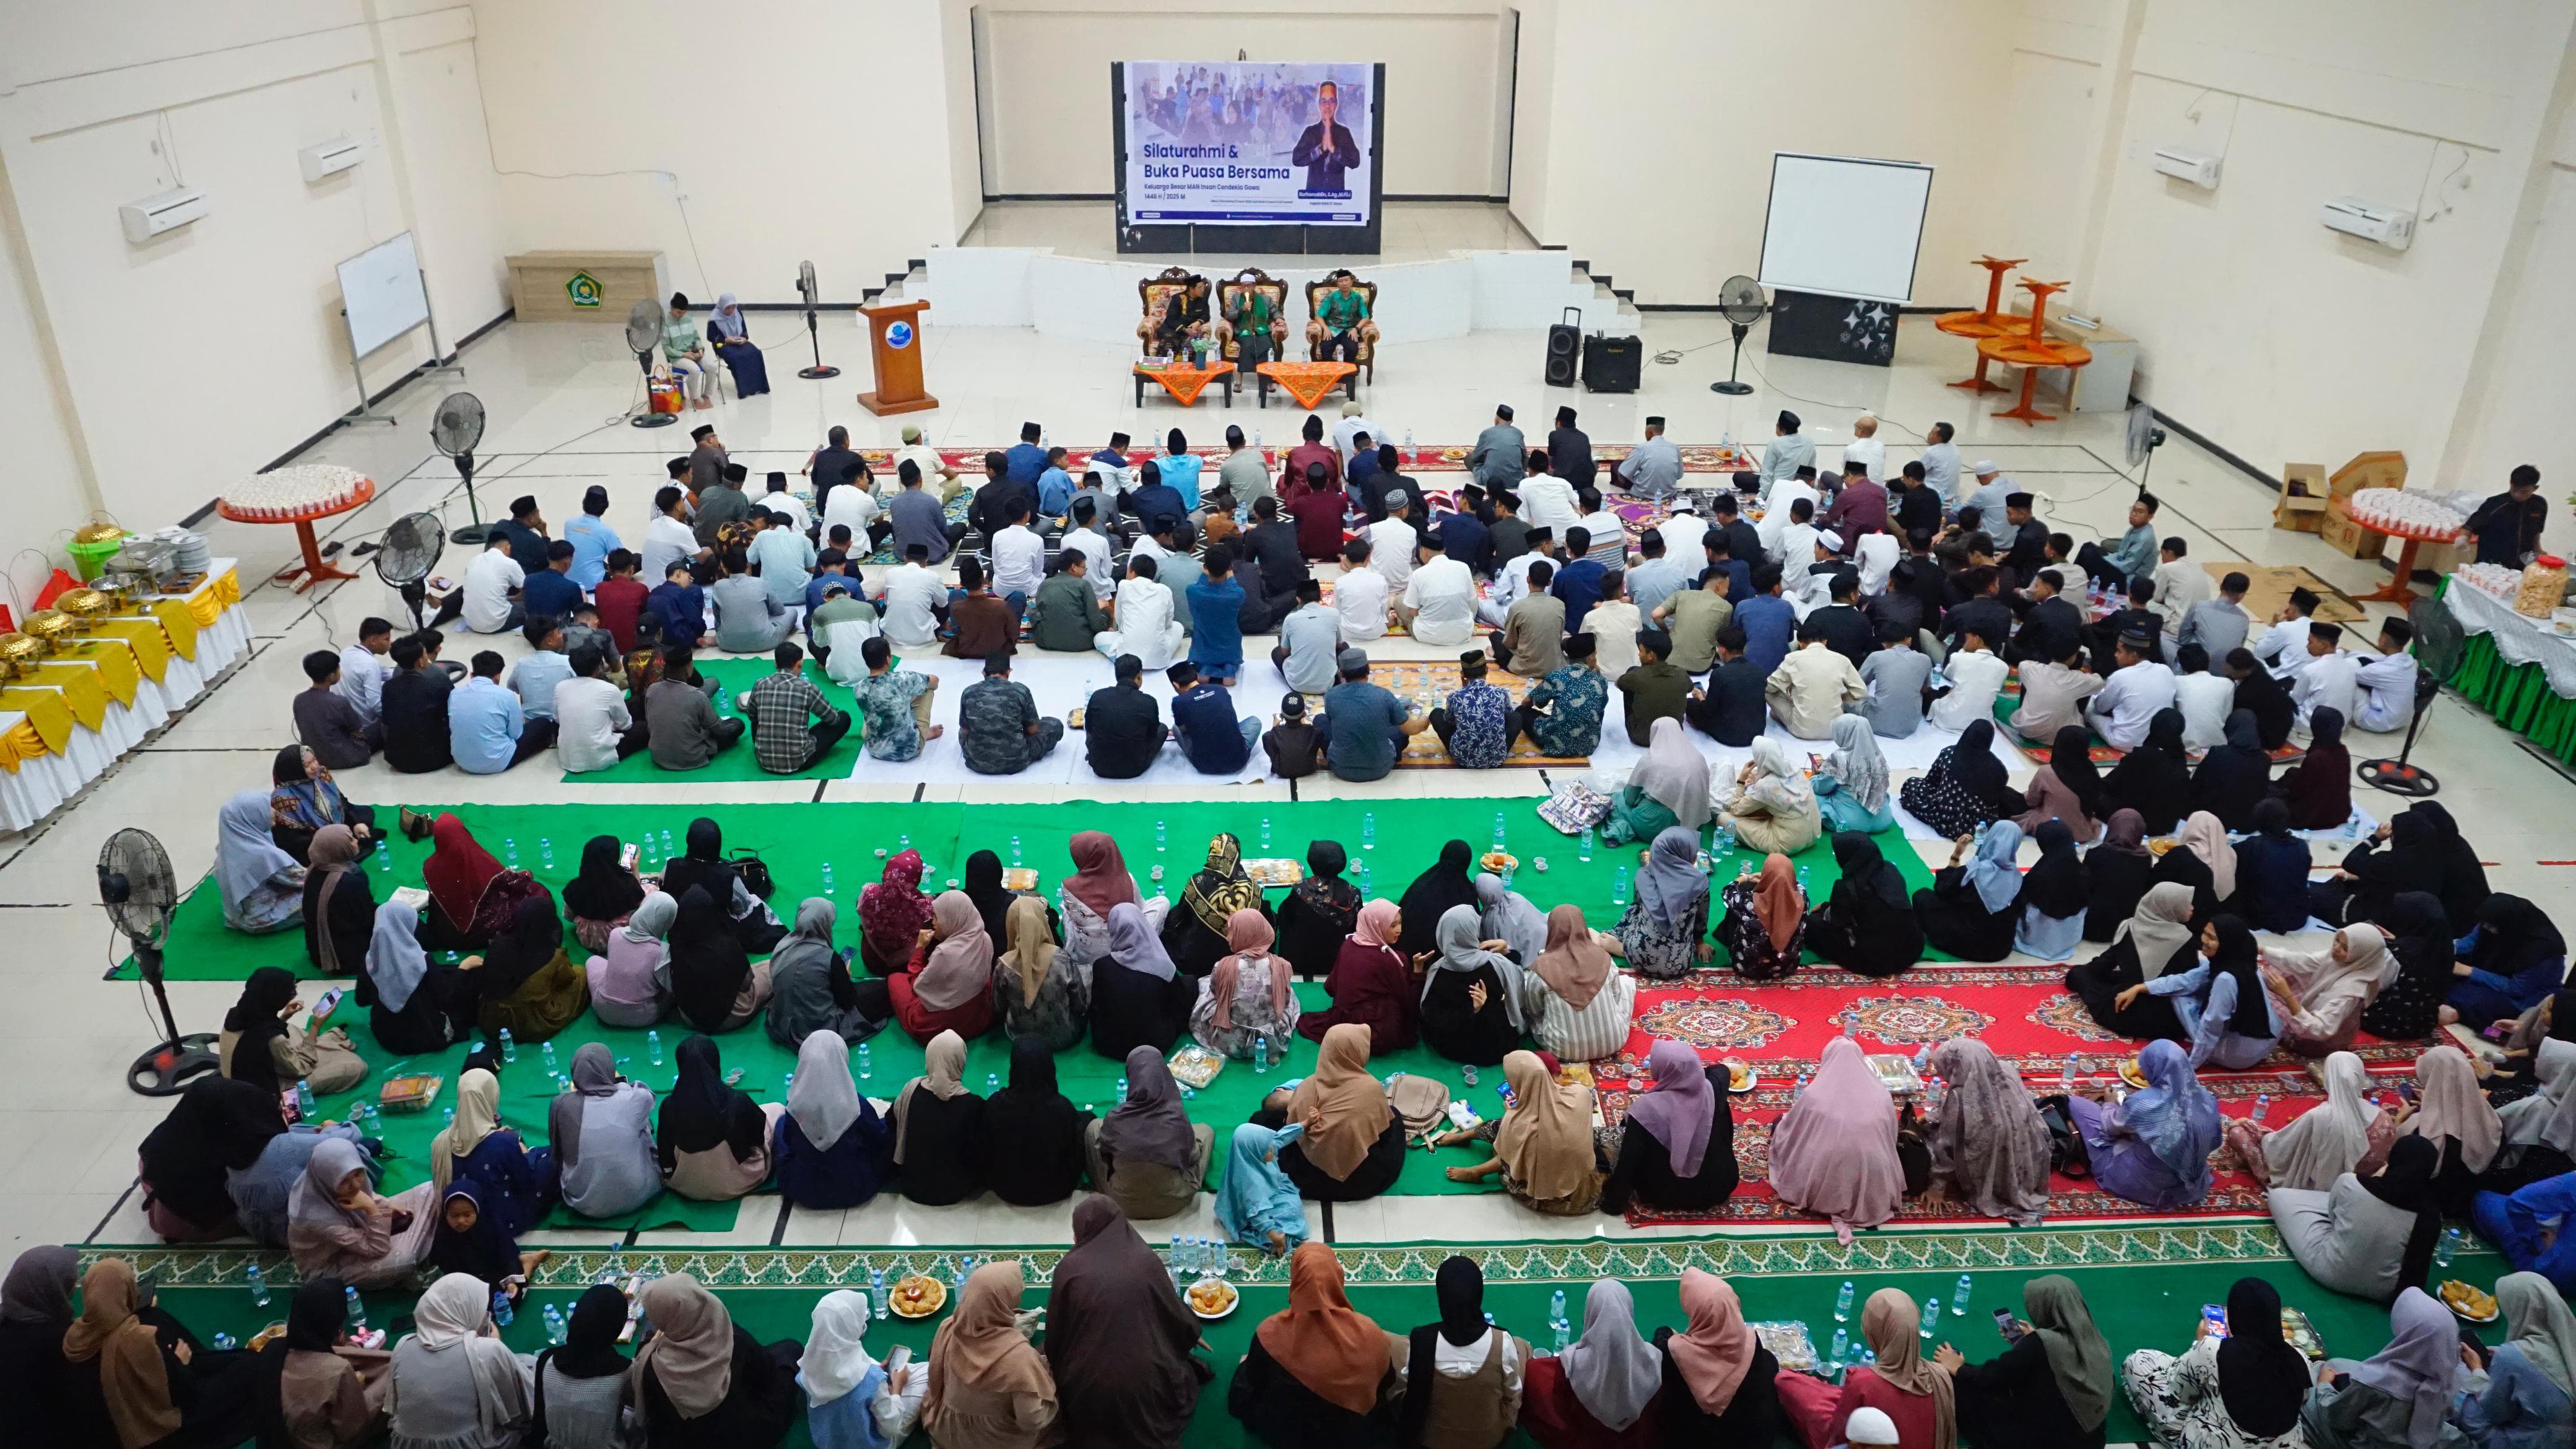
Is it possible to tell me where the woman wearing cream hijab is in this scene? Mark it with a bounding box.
[1436,1049,1606,1214]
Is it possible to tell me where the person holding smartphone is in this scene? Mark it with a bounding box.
[2115,1277,2317,1448]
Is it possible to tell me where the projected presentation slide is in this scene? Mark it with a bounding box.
[1122,61,1373,226]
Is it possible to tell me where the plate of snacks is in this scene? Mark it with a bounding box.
[2279,1305,2326,1361]
[1067,707,1086,729]
[245,1320,290,1353]
[1243,858,1305,888]
[2440,1280,2499,1323]
[889,1274,947,1320]
[1863,1054,1923,1094]
[1186,1277,1240,1320]
[1723,1060,1756,1094]
[2147,838,2178,856]
[2118,1058,2151,1090]
[1001,867,1040,892]
[1480,851,1518,875]
[1750,1320,1818,1373]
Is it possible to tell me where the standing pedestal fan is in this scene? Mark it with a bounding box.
[431,393,491,546]
[374,510,446,630]
[1708,275,1766,396]
[102,828,216,1097]
[796,261,840,379]
[627,298,679,429]
[2121,402,2167,496]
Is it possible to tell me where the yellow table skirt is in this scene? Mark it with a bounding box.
[0,718,44,773]
[89,618,172,684]
[151,599,199,660]
[55,639,141,708]
[15,663,107,731]
[0,689,76,756]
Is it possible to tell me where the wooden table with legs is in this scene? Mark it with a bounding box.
[1975,279,2091,425]
[1934,255,2025,393]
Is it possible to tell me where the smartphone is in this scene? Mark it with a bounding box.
[2398,1081,2420,1105]
[310,988,345,1023]
[620,842,641,872]
[2201,1305,2230,1338]
[883,1344,912,1375]
[1992,1308,2022,1341]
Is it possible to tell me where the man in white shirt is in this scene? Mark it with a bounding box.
[2354,618,2420,732]
[458,535,524,634]
[874,544,948,649]
[334,619,396,726]
[2172,646,2239,752]
[2252,587,2322,682]
[1841,412,1887,482]
[986,498,1046,609]
[1655,495,1707,564]
[1769,496,1819,568]
[1060,498,1114,602]
[1478,528,1553,629]
[820,463,880,546]
[895,424,957,502]
[2087,633,2180,751]
[757,473,811,533]
[641,485,702,589]
[2147,538,2213,639]
[2291,622,2360,730]
[1575,490,1627,568]
[1365,494,1419,596]
[553,643,637,773]
[1853,531,1900,597]
[1757,479,1820,560]
[1398,533,1477,648]
[1096,555,1185,669]
[1926,627,2010,731]
[1331,401,1380,466]
[1920,421,1962,508]
[1334,537,1391,642]
[1516,458,1583,541]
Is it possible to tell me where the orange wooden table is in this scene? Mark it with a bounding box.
[1934,255,2024,393]
[1976,279,2089,424]
[218,479,377,592]
[1256,360,1358,409]
[2342,497,2465,604]
[1132,360,1234,408]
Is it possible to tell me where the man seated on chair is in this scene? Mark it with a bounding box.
[1225,276,1281,367]
[1156,274,1213,360]
[661,292,716,411]
[734,642,851,773]
[1310,269,1371,365]
[959,653,1063,775]
[2353,617,2419,733]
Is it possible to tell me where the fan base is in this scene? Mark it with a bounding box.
[2359,759,2440,797]
[128,1036,220,1098]
[798,366,842,380]
[1709,381,1755,396]
[630,412,681,429]
[449,523,493,547]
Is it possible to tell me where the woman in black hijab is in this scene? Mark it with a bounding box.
[255,1276,383,1449]
[657,1035,771,1177]
[668,884,757,1033]
[532,1284,633,1449]
[2362,1134,2445,1300]
[2016,820,2091,954]
[2413,802,2492,933]
[1397,1256,1521,1447]
[2269,705,2351,829]
[975,1035,1092,1206]
[2082,810,2154,942]
[139,1077,285,1240]
[1396,841,1480,971]
[2201,1279,2311,1443]
[2098,708,2191,834]
[2312,807,2445,929]
[658,817,788,954]
[1897,718,2017,840]
[560,835,645,952]
[222,967,302,1094]
[2450,894,2570,1032]
[0,1245,78,1449]
[962,850,1029,951]
[2361,892,2455,1041]
[300,825,375,976]
[2186,711,2271,830]
[1803,832,1925,978]
[1276,840,1360,981]
[2229,800,2312,933]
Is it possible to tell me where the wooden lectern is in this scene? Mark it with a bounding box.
[856,299,937,416]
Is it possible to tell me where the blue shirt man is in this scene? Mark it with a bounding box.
[564,502,620,591]
[1185,565,1247,675]
[1735,589,1796,677]
[1003,434,1048,489]
[748,526,816,607]
[448,671,526,774]
[1157,449,1203,510]
[1435,509,1489,578]
[1169,670,1256,773]
[1037,463,1074,518]
[1551,554,1608,633]
[520,553,583,623]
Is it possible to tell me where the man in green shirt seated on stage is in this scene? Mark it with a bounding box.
[1225,279,1281,366]
[1310,270,1372,365]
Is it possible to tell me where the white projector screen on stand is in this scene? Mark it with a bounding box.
[337,232,431,359]
[1756,154,1933,305]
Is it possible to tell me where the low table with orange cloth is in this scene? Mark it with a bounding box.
[1254,360,1357,409]
[1131,359,1234,408]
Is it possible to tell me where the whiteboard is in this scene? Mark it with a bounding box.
[1756,154,1933,305]
[337,232,430,359]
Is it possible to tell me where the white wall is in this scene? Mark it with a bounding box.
[0,1,508,530]
[0,168,97,616]
[973,1,1513,198]
[1508,0,2021,308]
[469,0,978,306]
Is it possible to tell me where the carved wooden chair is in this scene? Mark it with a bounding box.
[1304,274,1381,383]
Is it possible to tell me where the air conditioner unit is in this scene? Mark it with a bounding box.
[118,188,209,244]
[2320,196,2415,251]
[298,138,363,183]
[2149,146,2221,189]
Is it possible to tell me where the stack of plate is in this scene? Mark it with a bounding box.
[157,528,212,575]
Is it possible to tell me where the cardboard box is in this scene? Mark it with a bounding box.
[2277,462,2330,533]
[2316,450,2406,558]
[2321,510,2387,560]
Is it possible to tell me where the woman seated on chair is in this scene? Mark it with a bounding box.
[705,294,770,398]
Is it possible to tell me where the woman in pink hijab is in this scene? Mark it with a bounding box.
[1767,1037,1906,1243]
[1654,1268,1785,1442]
[1190,909,1302,1060]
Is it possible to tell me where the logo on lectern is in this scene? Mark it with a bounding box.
[886,321,914,349]
[564,272,603,308]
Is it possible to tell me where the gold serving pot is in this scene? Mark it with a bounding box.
[0,632,37,681]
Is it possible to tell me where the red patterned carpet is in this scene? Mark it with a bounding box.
[1588,962,2421,1228]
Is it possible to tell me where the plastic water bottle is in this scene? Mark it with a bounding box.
[642,834,660,871]
[1552,1318,1570,1353]
[2346,811,2362,840]
[1918,1297,1941,1338]
[1842,1010,1858,1039]
[373,838,391,874]
[1925,1076,1945,1113]
[1612,865,1630,904]
[212,1332,238,1351]
[986,1073,999,1093]
[1156,819,1167,852]
[542,1040,558,1073]
[648,1031,663,1066]
[783,1071,795,1099]
[1493,812,1508,851]
[1797,865,1811,897]
[898,833,910,854]
[295,1079,316,1118]
[857,1042,871,1079]
[660,828,674,859]
[2436,1227,2462,1269]
[2060,1053,2079,1092]
[1551,1289,1567,1322]
[545,1304,567,1344]
[1011,835,1023,864]
[1254,1036,1271,1074]
[1835,1279,1854,1322]
[505,838,520,869]
[491,1289,514,1328]
[540,837,555,870]
[246,1263,271,1307]
[345,1285,367,1332]
[2251,1094,2271,1125]
[1580,827,1595,862]
[443,1108,455,1130]
[821,862,835,897]
[1357,860,1372,896]
[1116,1077,1129,1103]
[1404,428,1414,456]
[1260,816,1273,851]
[1952,1274,1972,1315]
[499,1028,516,1063]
